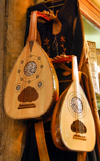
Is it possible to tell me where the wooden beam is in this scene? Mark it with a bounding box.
[79,0,100,29]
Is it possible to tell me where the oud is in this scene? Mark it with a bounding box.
[51,55,96,152]
[4,11,59,119]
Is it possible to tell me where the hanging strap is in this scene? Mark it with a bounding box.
[35,121,50,161]
[77,152,87,161]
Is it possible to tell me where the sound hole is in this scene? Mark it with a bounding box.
[71,97,83,114]
[67,92,87,118]
[24,61,37,77]
[38,82,42,88]
[16,85,21,91]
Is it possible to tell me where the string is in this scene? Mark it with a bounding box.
[20,12,37,108]
[22,12,34,107]
[52,35,59,55]
[72,56,79,137]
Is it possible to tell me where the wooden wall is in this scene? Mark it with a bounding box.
[0,0,33,160]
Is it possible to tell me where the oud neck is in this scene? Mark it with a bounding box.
[72,55,79,82]
[28,11,37,41]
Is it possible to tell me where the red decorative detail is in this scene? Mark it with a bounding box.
[37,11,56,21]
[52,55,72,64]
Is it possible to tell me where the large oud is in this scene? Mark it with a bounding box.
[4,11,59,119]
[51,55,95,152]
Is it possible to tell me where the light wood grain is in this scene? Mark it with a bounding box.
[4,41,59,119]
[51,56,96,152]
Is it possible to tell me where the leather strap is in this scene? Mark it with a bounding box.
[35,121,50,161]
[77,152,87,161]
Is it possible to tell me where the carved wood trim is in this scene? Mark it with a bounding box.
[79,0,100,29]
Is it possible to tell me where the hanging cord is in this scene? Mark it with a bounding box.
[51,2,59,56]
[52,35,59,55]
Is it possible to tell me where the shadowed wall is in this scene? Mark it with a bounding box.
[0,0,33,160]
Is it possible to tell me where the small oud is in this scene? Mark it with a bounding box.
[4,11,59,119]
[51,55,96,152]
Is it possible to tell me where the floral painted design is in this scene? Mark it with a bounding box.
[60,36,66,55]
[44,35,67,57]
[44,37,50,56]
